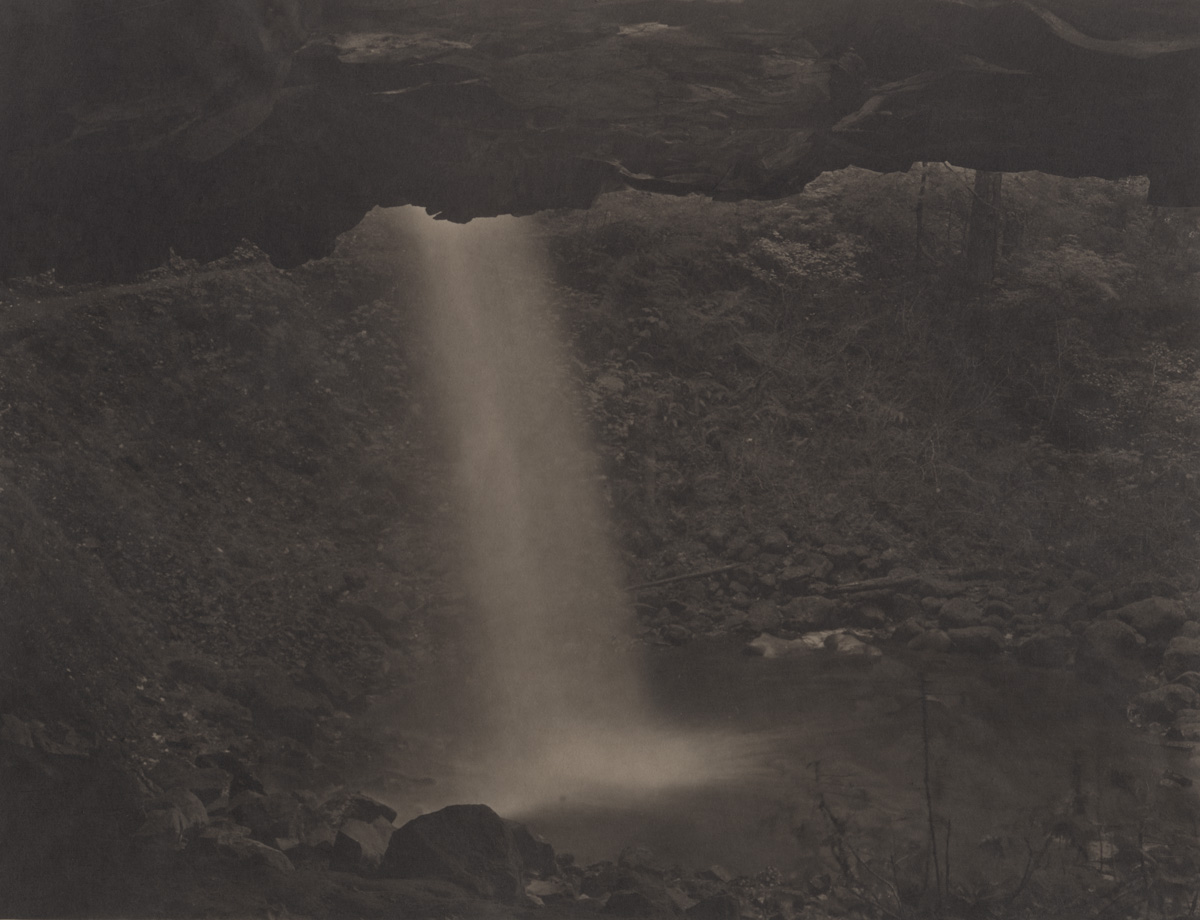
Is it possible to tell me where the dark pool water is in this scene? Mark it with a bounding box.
[368,638,1198,878]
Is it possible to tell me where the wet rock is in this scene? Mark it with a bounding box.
[1078,619,1146,681]
[781,596,839,631]
[1134,684,1200,724]
[908,629,952,653]
[744,600,782,633]
[948,626,1004,656]
[1015,627,1075,668]
[527,877,577,905]
[686,893,741,919]
[507,819,557,878]
[331,817,395,874]
[342,793,398,825]
[1164,637,1200,679]
[824,632,882,661]
[938,598,983,629]
[380,804,525,901]
[1112,597,1187,640]
[892,617,926,643]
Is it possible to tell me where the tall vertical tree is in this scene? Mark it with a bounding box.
[965,170,1003,285]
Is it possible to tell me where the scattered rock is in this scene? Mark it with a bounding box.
[892,617,926,643]
[380,804,525,901]
[696,865,734,883]
[156,787,208,830]
[660,624,692,646]
[938,598,983,629]
[1182,622,1200,639]
[331,817,395,874]
[133,807,188,850]
[1174,709,1200,741]
[1134,684,1200,724]
[1015,628,1075,668]
[342,793,399,825]
[746,634,817,658]
[824,632,882,661]
[507,820,557,878]
[200,827,294,873]
[908,629,952,653]
[605,889,659,916]
[984,600,1015,619]
[1045,585,1087,621]
[1169,671,1200,694]
[779,554,833,592]
[0,713,34,747]
[848,602,888,628]
[744,600,782,633]
[686,892,741,919]
[618,845,661,876]
[526,877,577,905]
[781,596,839,631]
[1112,597,1187,641]
[1164,637,1200,679]
[1078,619,1146,681]
[758,529,790,554]
[947,626,1004,656]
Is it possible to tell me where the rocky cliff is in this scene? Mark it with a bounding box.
[3,0,1198,279]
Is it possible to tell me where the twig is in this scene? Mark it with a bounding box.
[920,673,943,909]
[625,563,746,592]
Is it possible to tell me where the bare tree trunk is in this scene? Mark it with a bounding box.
[964,170,1002,285]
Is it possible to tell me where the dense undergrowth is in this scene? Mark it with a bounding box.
[537,167,1200,587]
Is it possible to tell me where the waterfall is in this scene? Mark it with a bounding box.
[395,207,748,815]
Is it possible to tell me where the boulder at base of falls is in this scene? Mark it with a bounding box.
[379,804,526,901]
[331,817,396,874]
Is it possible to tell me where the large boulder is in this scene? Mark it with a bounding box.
[1133,684,1200,724]
[1078,619,1146,681]
[331,817,396,874]
[1164,637,1200,679]
[938,598,983,630]
[1111,597,1187,641]
[379,804,526,901]
[1015,627,1075,668]
[947,626,1004,656]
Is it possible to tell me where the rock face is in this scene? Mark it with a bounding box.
[3,0,1199,279]
[379,804,531,901]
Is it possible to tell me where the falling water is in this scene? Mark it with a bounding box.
[395,207,754,816]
